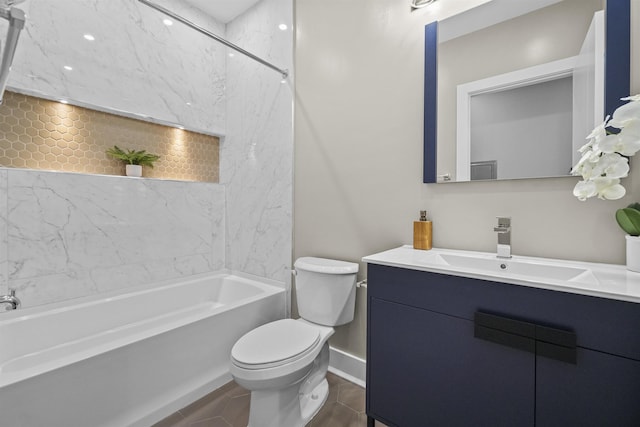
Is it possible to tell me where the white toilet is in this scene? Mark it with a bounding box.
[230,257,359,427]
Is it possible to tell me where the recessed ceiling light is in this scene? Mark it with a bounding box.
[163,18,173,26]
[228,53,235,57]
[63,65,73,71]
[278,24,288,31]
[59,99,69,104]
[83,34,95,41]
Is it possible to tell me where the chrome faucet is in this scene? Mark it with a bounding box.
[493,217,511,259]
[0,289,21,311]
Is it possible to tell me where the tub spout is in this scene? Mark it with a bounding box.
[1,288,21,310]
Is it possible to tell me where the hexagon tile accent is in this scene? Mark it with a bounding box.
[0,91,219,182]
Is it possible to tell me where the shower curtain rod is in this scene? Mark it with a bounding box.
[137,0,289,80]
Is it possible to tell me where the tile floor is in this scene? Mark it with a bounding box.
[152,372,388,427]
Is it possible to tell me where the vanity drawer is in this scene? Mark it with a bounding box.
[367,264,640,360]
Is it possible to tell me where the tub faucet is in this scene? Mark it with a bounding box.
[1,288,21,311]
[494,217,511,259]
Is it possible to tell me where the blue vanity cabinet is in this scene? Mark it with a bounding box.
[367,297,535,426]
[365,264,640,427]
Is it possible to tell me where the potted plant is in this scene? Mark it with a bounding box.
[616,203,640,272]
[106,145,160,177]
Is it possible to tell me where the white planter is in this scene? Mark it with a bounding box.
[625,235,640,272]
[125,164,142,177]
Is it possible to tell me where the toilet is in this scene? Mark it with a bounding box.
[230,257,359,427]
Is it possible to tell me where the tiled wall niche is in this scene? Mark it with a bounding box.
[0,91,220,182]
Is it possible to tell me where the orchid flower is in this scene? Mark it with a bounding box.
[572,95,640,201]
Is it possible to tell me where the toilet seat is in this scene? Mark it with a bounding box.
[232,319,321,370]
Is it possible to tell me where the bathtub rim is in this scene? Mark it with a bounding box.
[0,269,286,320]
[0,270,286,389]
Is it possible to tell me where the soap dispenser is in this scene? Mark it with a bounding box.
[413,210,432,250]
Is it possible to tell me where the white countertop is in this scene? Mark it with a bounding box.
[362,246,640,304]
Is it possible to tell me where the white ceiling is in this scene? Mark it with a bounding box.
[183,0,263,23]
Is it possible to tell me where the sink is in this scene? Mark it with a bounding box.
[363,246,640,304]
[437,253,590,281]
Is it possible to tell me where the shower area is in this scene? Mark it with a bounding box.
[0,0,293,308]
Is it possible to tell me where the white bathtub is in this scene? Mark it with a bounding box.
[0,271,286,427]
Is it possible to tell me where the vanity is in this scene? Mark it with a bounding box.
[363,246,640,427]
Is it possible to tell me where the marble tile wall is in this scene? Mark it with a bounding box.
[0,168,225,308]
[223,0,293,286]
[0,0,293,308]
[3,0,226,135]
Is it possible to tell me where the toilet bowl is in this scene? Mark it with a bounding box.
[231,319,334,427]
[230,257,358,427]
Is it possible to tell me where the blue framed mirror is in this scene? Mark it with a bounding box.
[423,0,630,183]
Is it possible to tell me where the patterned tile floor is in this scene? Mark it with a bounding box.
[153,372,387,427]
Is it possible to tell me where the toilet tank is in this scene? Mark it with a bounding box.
[294,257,359,327]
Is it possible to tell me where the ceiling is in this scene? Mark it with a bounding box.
[182,0,263,23]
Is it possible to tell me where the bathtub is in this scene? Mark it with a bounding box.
[0,271,286,427]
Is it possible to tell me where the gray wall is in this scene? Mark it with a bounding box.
[294,0,640,359]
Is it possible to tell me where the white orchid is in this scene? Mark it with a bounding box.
[586,115,610,141]
[609,96,640,128]
[573,178,626,201]
[572,95,640,201]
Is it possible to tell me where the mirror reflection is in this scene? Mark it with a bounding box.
[434,0,606,182]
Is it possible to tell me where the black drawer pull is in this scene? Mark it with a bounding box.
[474,311,577,364]
[537,341,577,364]
[536,324,576,348]
[475,312,535,338]
[474,324,535,354]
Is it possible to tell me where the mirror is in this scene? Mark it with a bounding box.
[423,0,631,183]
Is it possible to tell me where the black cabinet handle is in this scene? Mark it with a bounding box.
[474,311,577,364]
[474,324,535,354]
[537,341,577,364]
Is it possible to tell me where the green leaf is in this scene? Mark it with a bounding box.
[615,208,640,236]
[105,145,160,168]
[627,202,640,211]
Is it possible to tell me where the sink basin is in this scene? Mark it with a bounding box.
[437,253,589,281]
[363,246,640,304]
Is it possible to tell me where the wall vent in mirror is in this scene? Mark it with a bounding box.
[423,0,631,183]
[0,91,219,182]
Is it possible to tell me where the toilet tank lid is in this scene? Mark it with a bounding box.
[294,257,359,274]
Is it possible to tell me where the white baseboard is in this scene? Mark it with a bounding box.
[328,346,366,388]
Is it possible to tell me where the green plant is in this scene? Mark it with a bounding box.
[615,203,640,236]
[106,145,160,168]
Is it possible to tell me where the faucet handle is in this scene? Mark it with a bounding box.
[496,216,511,227]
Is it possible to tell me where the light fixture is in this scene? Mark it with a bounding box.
[162,18,173,26]
[278,24,287,31]
[83,33,95,41]
[63,65,73,71]
[59,99,68,104]
[228,52,235,57]
[411,0,437,9]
